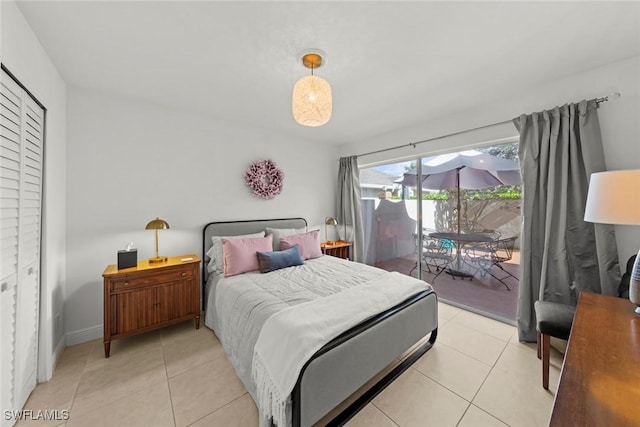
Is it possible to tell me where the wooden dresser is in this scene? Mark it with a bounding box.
[550,292,640,426]
[102,254,200,357]
[321,241,352,260]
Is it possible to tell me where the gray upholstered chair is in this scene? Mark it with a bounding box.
[534,255,637,390]
[534,300,576,390]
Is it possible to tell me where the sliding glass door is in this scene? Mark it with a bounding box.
[360,143,522,323]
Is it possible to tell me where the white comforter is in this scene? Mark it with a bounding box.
[204,256,432,426]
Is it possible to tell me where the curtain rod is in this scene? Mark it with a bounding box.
[355,92,621,159]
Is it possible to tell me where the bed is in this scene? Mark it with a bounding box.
[202,218,438,427]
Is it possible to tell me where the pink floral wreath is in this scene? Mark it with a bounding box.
[244,159,284,200]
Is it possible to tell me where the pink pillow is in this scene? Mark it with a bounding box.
[280,230,322,260]
[222,234,273,277]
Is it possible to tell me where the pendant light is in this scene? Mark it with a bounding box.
[292,51,332,127]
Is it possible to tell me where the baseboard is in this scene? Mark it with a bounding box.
[37,335,66,383]
[65,324,102,346]
[52,336,65,368]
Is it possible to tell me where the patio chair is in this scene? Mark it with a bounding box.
[463,236,518,290]
[466,220,501,239]
[409,234,455,281]
[489,236,518,283]
[450,219,499,237]
[463,242,495,278]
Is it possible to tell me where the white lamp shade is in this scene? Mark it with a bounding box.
[292,75,332,127]
[584,169,640,225]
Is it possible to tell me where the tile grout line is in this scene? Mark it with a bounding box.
[68,335,167,420]
[69,378,169,423]
[410,366,475,405]
[465,339,512,426]
[371,401,401,427]
[430,340,495,369]
[447,312,516,343]
[437,323,513,366]
[184,392,250,427]
[454,402,473,427]
[468,404,511,427]
[408,337,512,426]
[67,340,94,419]
[161,332,179,427]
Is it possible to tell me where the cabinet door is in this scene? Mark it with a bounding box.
[156,278,196,324]
[111,287,156,335]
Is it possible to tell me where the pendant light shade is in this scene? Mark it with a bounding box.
[292,52,332,127]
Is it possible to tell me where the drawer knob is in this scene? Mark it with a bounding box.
[181,272,186,277]
[124,282,130,286]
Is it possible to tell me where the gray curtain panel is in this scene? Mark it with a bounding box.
[337,156,365,263]
[513,100,620,342]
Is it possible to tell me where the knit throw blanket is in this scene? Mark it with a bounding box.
[251,271,431,426]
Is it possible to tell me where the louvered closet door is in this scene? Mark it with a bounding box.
[1,71,22,426]
[0,68,44,424]
[14,92,43,411]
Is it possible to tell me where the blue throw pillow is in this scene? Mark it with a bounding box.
[257,245,304,273]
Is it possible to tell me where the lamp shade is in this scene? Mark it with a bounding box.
[145,218,170,230]
[584,170,640,225]
[292,75,332,127]
[324,216,338,244]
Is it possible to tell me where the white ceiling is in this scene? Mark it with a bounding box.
[15,1,640,145]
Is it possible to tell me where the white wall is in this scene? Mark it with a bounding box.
[65,86,338,343]
[1,0,67,381]
[340,55,640,265]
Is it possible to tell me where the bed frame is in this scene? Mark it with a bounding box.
[202,218,438,427]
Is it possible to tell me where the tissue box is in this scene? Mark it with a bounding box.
[117,249,138,270]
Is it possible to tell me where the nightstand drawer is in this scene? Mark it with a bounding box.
[111,268,194,292]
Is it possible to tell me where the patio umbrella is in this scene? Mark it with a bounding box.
[397,150,521,235]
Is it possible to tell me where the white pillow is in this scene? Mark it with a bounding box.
[207,231,266,274]
[265,227,307,251]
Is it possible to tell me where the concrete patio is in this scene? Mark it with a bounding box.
[375,251,520,323]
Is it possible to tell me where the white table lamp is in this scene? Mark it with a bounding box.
[584,169,640,313]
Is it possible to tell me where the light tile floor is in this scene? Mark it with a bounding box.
[17,302,563,427]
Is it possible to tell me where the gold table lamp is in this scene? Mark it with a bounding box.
[325,217,338,244]
[145,217,170,264]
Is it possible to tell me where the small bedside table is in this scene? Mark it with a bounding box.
[321,241,352,260]
[102,254,201,357]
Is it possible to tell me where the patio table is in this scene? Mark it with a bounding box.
[428,232,494,278]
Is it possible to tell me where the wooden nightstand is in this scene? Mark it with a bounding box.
[102,254,201,357]
[321,241,353,260]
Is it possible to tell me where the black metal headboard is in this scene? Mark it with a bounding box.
[201,218,308,305]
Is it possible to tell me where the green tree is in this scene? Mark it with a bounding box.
[404,160,417,173]
[478,142,519,161]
